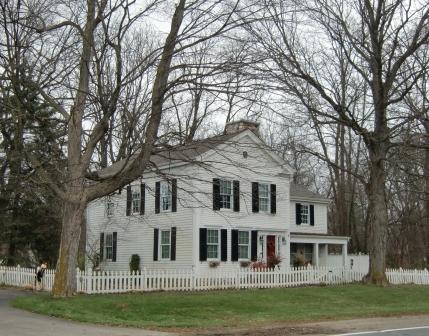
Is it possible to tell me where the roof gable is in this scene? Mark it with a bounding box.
[97,129,294,178]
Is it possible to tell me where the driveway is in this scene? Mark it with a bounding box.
[0,289,176,336]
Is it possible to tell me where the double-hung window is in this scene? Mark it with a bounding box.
[132,188,141,214]
[207,229,219,259]
[160,230,171,259]
[300,204,309,224]
[161,181,172,211]
[105,233,113,260]
[106,201,114,217]
[220,180,232,209]
[258,183,270,212]
[238,231,250,260]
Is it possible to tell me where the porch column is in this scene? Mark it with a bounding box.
[313,243,319,267]
[342,243,348,268]
[319,244,328,267]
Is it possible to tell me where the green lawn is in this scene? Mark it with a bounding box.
[11,285,429,329]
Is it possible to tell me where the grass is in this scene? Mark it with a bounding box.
[11,285,429,330]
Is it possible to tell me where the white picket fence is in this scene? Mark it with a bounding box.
[75,267,367,294]
[386,268,429,285]
[0,266,55,291]
[1,266,428,294]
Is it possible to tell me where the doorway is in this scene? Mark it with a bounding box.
[267,235,276,259]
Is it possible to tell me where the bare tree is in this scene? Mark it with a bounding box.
[0,0,248,296]
[245,0,429,284]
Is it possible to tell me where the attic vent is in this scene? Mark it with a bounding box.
[224,120,260,136]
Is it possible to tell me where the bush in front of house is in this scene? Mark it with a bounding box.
[129,254,140,272]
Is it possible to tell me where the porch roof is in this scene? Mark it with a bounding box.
[290,232,349,245]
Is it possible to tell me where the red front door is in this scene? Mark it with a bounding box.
[267,235,276,259]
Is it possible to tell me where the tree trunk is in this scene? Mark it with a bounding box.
[424,137,429,267]
[52,198,86,297]
[365,141,388,285]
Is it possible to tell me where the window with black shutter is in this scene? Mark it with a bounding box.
[270,184,276,214]
[140,183,145,215]
[221,229,228,261]
[252,182,259,213]
[153,228,159,261]
[112,232,117,262]
[99,232,104,260]
[171,227,177,260]
[251,230,258,261]
[231,229,239,261]
[126,185,132,216]
[296,203,302,225]
[155,182,160,214]
[310,205,315,226]
[172,179,177,212]
[199,228,207,261]
[233,180,240,212]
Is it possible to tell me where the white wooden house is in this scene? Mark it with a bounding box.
[85,121,349,272]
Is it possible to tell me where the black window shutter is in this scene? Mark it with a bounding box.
[213,178,220,210]
[221,229,228,261]
[126,185,131,216]
[140,183,145,215]
[251,230,258,261]
[153,228,159,261]
[99,232,104,261]
[310,204,315,226]
[199,228,207,261]
[171,227,177,261]
[252,182,259,213]
[270,184,276,214]
[112,232,117,262]
[155,182,160,214]
[172,179,177,212]
[233,180,240,212]
[296,203,302,225]
[231,229,239,261]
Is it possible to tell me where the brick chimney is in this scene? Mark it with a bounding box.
[224,120,260,136]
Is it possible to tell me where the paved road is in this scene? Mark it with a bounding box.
[307,316,429,336]
[332,326,429,336]
[0,289,176,336]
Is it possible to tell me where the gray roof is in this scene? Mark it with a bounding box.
[97,132,243,178]
[290,183,330,202]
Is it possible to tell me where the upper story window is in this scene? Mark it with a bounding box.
[220,180,232,209]
[132,188,141,214]
[300,204,309,224]
[207,229,220,259]
[106,201,115,217]
[258,183,270,212]
[161,181,172,211]
[252,182,276,214]
[296,203,314,226]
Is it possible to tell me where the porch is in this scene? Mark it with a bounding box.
[290,233,349,268]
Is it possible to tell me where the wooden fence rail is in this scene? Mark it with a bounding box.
[1,266,427,294]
